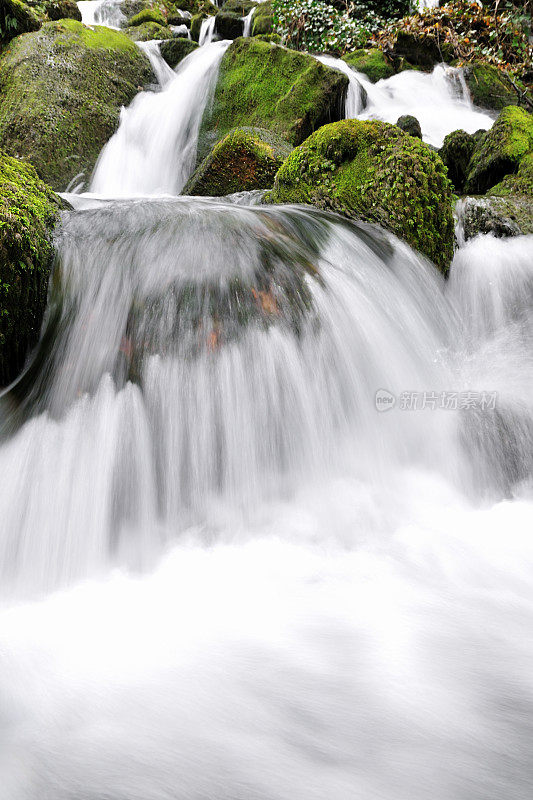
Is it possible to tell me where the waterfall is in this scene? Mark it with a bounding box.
[199,16,216,46]
[243,7,255,37]
[136,41,176,87]
[89,42,230,197]
[77,0,125,28]
[2,10,533,798]
[319,58,494,147]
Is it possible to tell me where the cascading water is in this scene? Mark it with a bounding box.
[199,16,217,46]
[77,0,125,28]
[319,57,494,147]
[243,7,256,37]
[1,13,533,800]
[89,42,230,197]
[136,41,176,87]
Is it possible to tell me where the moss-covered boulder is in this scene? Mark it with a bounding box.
[269,119,454,272]
[184,126,292,196]
[439,129,477,193]
[220,0,255,13]
[342,48,393,83]
[190,12,204,40]
[215,10,243,38]
[487,153,533,198]
[125,19,172,39]
[464,106,533,195]
[0,20,153,190]
[459,195,533,240]
[392,30,453,70]
[128,6,165,24]
[159,36,197,68]
[198,38,348,162]
[0,0,80,50]
[463,62,532,112]
[0,150,62,386]
[396,114,422,139]
[251,1,272,36]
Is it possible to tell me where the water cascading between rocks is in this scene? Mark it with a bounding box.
[1,32,533,800]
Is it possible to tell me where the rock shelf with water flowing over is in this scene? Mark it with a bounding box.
[0,2,532,799]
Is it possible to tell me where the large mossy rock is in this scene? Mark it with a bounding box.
[251,1,272,36]
[125,19,172,39]
[391,30,452,70]
[0,20,153,190]
[198,38,348,162]
[184,126,292,196]
[159,36,197,68]
[0,150,62,386]
[0,0,80,49]
[463,62,532,112]
[269,119,454,272]
[342,48,394,83]
[464,106,533,195]
[215,10,243,39]
[439,129,478,193]
[487,153,533,198]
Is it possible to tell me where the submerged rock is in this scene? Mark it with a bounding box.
[184,127,292,196]
[159,37,198,69]
[198,38,348,162]
[0,150,62,386]
[439,129,477,193]
[0,20,153,190]
[396,115,422,139]
[465,106,533,195]
[458,196,533,241]
[269,118,454,272]
[342,48,394,83]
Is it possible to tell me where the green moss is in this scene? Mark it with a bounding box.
[251,1,272,36]
[465,106,533,195]
[269,119,454,273]
[198,38,348,162]
[215,10,243,38]
[125,20,172,39]
[342,49,393,83]
[464,62,532,112]
[487,153,533,198]
[128,6,165,24]
[0,20,153,190]
[221,0,256,13]
[0,150,62,385]
[184,126,292,196]
[190,12,204,40]
[0,0,80,49]
[159,36,197,68]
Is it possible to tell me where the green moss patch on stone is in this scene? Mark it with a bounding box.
[269,118,454,272]
[0,150,62,385]
[439,129,477,193]
[342,48,393,83]
[125,19,172,39]
[159,36,197,68]
[251,0,272,36]
[463,62,532,112]
[184,126,292,196]
[0,20,153,190]
[465,106,533,195]
[128,6,165,25]
[487,153,533,198]
[198,38,347,162]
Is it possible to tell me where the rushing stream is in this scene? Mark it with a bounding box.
[1,24,533,800]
